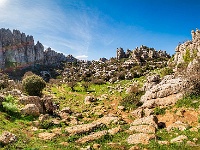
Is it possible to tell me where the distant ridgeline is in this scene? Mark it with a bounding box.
[116,45,171,65]
[0,28,77,71]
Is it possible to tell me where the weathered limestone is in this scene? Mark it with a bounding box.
[141,75,189,108]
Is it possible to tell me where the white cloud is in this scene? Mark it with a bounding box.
[75,55,88,60]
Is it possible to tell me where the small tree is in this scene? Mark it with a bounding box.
[82,81,90,92]
[22,74,46,96]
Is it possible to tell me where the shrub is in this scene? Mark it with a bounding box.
[2,95,19,115]
[22,75,46,96]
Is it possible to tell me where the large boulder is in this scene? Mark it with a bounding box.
[21,104,40,116]
[19,96,45,113]
[141,75,189,108]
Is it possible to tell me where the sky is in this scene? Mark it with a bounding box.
[0,0,200,60]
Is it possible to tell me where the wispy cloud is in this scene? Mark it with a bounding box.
[0,0,99,58]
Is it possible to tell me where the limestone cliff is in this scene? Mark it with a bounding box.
[0,28,67,70]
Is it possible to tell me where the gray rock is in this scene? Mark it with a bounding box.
[21,104,40,116]
[170,135,188,143]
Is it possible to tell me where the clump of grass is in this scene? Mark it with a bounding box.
[2,95,19,116]
[120,92,144,110]
[175,94,200,109]
[153,107,166,115]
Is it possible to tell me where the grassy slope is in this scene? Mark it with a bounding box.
[0,79,200,150]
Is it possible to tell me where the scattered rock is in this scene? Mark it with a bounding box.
[80,145,92,150]
[0,131,17,145]
[84,96,96,104]
[170,135,188,143]
[158,141,170,145]
[76,130,108,143]
[65,116,119,135]
[127,133,156,145]
[38,132,57,140]
[60,107,72,114]
[108,126,121,135]
[167,121,190,131]
[186,141,197,146]
[93,143,101,149]
[118,106,125,111]
[129,146,140,150]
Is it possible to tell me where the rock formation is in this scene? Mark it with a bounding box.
[0,28,67,70]
[116,45,170,64]
[174,28,200,65]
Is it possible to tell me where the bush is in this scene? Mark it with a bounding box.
[22,75,46,96]
[0,73,9,89]
[2,95,19,115]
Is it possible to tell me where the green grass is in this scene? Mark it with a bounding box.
[175,94,200,109]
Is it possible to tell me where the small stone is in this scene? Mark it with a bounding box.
[158,141,170,145]
[186,141,196,146]
[93,143,101,149]
[118,106,125,110]
[167,121,189,131]
[38,132,56,140]
[170,135,188,143]
[129,145,140,150]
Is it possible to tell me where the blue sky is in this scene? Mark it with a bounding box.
[0,0,199,60]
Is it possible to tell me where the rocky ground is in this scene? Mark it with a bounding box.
[0,74,199,150]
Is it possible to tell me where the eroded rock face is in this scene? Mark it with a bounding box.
[0,28,67,70]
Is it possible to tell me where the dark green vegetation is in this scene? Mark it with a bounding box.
[22,74,46,96]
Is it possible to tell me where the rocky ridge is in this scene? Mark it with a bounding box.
[0,28,67,70]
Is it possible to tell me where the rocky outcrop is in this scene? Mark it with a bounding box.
[141,75,189,108]
[174,28,200,65]
[0,28,67,70]
[116,45,170,64]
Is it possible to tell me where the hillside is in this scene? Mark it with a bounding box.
[0,29,200,150]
